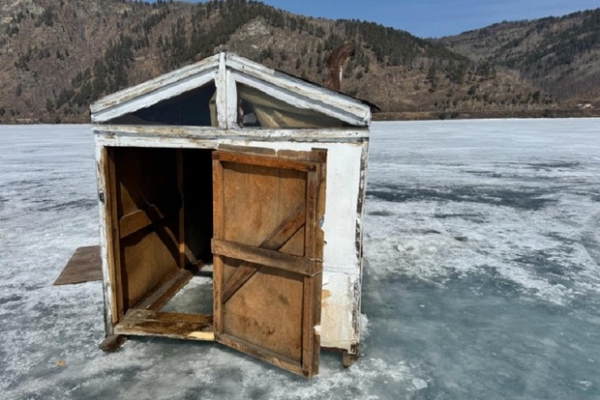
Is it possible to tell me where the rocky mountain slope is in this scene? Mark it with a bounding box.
[0,0,597,123]
[440,9,600,104]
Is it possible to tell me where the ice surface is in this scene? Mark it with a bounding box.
[1,120,599,399]
[161,275,213,315]
[366,119,600,306]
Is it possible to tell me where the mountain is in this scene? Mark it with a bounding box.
[0,0,597,123]
[440,8,600,104]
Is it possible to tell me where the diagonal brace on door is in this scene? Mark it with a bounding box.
[218,202,306,303]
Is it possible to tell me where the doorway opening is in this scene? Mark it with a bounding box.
[107,147,215,338]
[104,145,326,376]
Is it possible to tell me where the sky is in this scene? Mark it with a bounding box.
[186,0,600,37]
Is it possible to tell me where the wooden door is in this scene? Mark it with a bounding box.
[212,146,326,377]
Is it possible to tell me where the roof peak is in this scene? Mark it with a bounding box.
[91,52,371,127]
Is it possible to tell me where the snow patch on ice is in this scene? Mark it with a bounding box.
[360,313,369,340]
[412,378,428,390]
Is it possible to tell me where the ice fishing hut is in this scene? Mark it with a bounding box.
[90,52,371,377]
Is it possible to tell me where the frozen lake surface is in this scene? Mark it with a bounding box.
[1,119,599,399]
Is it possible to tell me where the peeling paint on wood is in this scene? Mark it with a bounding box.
[95,144,115,335]
[94,125,368,142]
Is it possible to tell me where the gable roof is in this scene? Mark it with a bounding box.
[90,52,371,127]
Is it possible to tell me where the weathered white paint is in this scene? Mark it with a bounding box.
[320,272,360,350]
[215,53,228,129]
[93,125,369,141]
[94,143,114,335]
[226,69,238,129]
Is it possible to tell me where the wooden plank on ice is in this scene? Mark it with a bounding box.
[54,245,102,285]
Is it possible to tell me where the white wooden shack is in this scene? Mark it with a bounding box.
[90,52,371,377]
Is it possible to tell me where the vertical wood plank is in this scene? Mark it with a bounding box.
[313,151,327,373]
[106,147,124,323]
[301,150,326,376]
[226,67,239,129]
[96,145,114,334]
[177,149,185,269]
[215,52,228,129]
[212,155,224,334]
[352,143,369,351]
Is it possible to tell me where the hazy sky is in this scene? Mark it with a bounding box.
[186,0,599,37]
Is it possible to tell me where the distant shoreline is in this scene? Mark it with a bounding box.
[373,109,600,121]
[2,110,599,125]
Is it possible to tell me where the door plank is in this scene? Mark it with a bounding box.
[301,159,326,376]
[218,333,306,377]
[220,203,306,303]
[212,239,318,276]
[177,149,186,269]
[213,151,317,172]
[212,154,225,334]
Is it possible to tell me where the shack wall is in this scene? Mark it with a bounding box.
[95,130,367,352]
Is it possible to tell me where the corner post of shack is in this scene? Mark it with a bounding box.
[90,52,372,377]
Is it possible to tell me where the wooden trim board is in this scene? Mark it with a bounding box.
[93,124,369,142]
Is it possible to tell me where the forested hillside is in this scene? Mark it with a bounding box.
[440,9,600,102]
[0,0,597,123]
